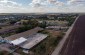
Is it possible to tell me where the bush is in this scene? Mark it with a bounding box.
[0,27,2,29]
[16,25,33,33]
[0,51,4,55]
[38,30,49,34]
[32,32,63,55]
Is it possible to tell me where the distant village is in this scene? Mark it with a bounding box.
[0,13,78,55]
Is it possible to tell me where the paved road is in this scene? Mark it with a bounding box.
[59,15,85,55]
[52,16,79,55]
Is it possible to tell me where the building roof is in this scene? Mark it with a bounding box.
[0,36,3,40]
[21,33,48,49]
[5,27,43,41]
[46,26,61,29]
[11,37,27,45]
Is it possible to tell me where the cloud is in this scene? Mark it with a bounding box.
[67,0,85,10]
[67,0,85,5]
[0,0,24,13]
[48,0,64,6]
[0,0,22,8]
[0,0,85,13]
[29,0,47,7]
[29,0,64,7]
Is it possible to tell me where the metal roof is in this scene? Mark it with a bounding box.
[22,33,48,49]
[5,27,43,41]
[11,37,27,45]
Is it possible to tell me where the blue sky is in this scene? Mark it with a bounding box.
[12,0,66,5]
[12,0,31,6]
[0,0,85,13]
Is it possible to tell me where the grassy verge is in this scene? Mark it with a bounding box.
[30,30,65,55]
[0,51,13,55]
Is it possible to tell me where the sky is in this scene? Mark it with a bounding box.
[0,0,85,13]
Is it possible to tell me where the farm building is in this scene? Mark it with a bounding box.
[4,27,48,51]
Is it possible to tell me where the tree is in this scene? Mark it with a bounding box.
[0,52,4,55]
[39,21,47,28]
[9,20,17,24]
[8,53,13,55]
[16,25,33,33]
[0,27,2,29]
[28,19,39,27]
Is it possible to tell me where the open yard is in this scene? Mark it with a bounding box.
[29,30,65,55]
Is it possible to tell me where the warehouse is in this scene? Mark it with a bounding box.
[5,27,43,41]
[10,37,27,45]
[21,33,48,50]
[4,27,48,53]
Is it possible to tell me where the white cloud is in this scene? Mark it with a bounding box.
[29,0,64,7]
[67,0,85,5]
[47,0,64,6]
[0,0,24,13]
[0,0,85,13]
[66,0,85,12]
[29,0,47,7]
[0,0,22,8]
